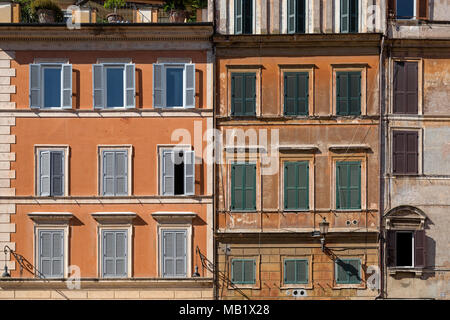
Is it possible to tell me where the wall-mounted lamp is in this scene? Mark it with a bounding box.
[192,265,200,277]
[319,218,330,252]
[2,246,11,277]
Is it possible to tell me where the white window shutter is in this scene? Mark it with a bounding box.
[184,64,195,108]
[62,64,72,109]
[125,63,135,108]
[153,63,164,108]
[39,150,51,196]
[30,64,41,109]
[93,64,104,109]
[184,150,195,195]
[162,150,174,195]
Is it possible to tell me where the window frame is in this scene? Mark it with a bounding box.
[157,225,192,278]
[336,0,361,33]
[335,160,362,210]
[282,160,310,211]
[389,127,423,176]
[34,145,69,197]
[230,72,257,116]
[232,0,255,35]
[331,65,367,116]
[283,258,309,285]
[230,162,257,212]
[334,258,363,285]
[231,258,256,285]
[285,0,308,34]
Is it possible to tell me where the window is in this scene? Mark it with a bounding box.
[235,0,253,34]
[153,63,195,108]
[284,161,309,210]
[38,229,64,278]
[160,149,195,196]
[336,161,361,210]
[231,259,256,284]
[161,230,187,277]
[100,149,129,196]
[392,131,418,174]
[396,0,415,19]
[37,150,65,197]
[284,72,309,116]
[101,229,128,278]
[393,61,418,114]
[231,73,256,116]
[387,230,425,268]
[287,0,306,34]
[335,259,361,284]
[284,259,308,284]
[336,71,361,115]
[92,63,135,109]
[29,63,72,109]
[231,163,256,211]
[341,0,358,33]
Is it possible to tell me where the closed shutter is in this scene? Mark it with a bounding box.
[162,230,187,277]
[284,162,309,210]
[115,151,128,195]
[340,0,349,33]
[336,260,348,283]
[417,0,428,19]
[102,151,115,196]
[243,259,255,283]
[336,72,348,115]
[30,64,41,108]
[406,131,418,174]
[125,63,135,108]
[349,72,361,115]
[386,230,396,267]
[162,150,175,195]
[231,259,242,283]
[102,230,127,278]
[153,64,164,108]
[231,73,243,115]
[287,0,296,34]
[297,72,309,115]
[394,62,418,114]
[296,0,306,33]
[61,64,72,109]
[39,151,51,196]
[175,231,187,276]
[284,162,297,209]
[184,151,195,195]
[284,259,308,284]
[284,260,296,283]
[39,230,64,278]
[244,164,256,210]
[337,72,361,115]
[414,230,426,267]
[393,131,418,174]
[348,260,361,283]
[336,162,361,209]
[284,73,297,115]
[184,64,196,108]
[349,162,361,209]
[244,73,256,115]
[296,259,308,283]
[50,151,64,196]
[232,259,255,284]
[235,0,243,34]
[93,64,104,109]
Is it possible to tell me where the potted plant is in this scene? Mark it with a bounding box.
[163,0,192,23]
[104,0,126,23]
[30,0,63,23]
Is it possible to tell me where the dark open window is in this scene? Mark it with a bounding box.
[287,0,306,34]
[390,0,428,20]
[393,61,418,114]
[392,131,418,174]
[235,0,253,34]
[387,230,426,268]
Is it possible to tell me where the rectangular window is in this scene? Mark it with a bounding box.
[335,259,361,284]
[284,259,308,284]
[92,63,135,109]
[161,149,195,196]
[287,0,306,34]
[231,259,256,284]
[336,161,361,210]
[284,161,309,210]
[393,61,418,114]
[102,230,128,278]
[284,72,309,116]
[341,0,359,33]
[392,131,418,174]
[231,72,256,116]
[38,229,64,278]
[387,230,425,268]
[101,149,129,196]
[231,163,256,211]
[162,230,187,277]
[29,63,72,109]
[153,63,195,108]
[235,0,253,34]
[396,0,415,19]
[38,150,65,197]
[336,71,361,115]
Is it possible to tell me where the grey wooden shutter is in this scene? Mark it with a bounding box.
[153,63,164,108]
[102,230,127,277]
[163,231,174,277]
[115,151,128,195]
[125,63,135,108]
[162,150,175,195]
[39,231,52,277]
[102,151,115,196]
[414,230,426,268]
[39,151,51,196]
[184,150,195,195]
[184,64,195,108]
[175,231,187,277]
[235,0,243,34]
[30,64,41,108]
[386,230,396,267]
[39,230,64,278]
[93,64,104,109]
[61,64,72,109]
[287,0,296,34]
[341,0,349,33]
[115,231,127,276]
[50,151,64,196]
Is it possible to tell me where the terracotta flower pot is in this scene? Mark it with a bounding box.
[106,12,124,23]
[37,9,55,23]
[168,9,188,23]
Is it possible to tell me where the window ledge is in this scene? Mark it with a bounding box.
[329,144,371,152]
[28,212,73,224]
[280,284,313,290]
[151,211,197,223]
[91,212,136,224]
[388,267,424,276]
[333,284,366,289]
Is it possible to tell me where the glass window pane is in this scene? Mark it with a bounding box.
[43,68,61,108]
[166,68,184,107]
[106,67,124,108]
[397,0,415,19]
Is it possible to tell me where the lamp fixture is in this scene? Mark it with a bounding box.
[319,218,330,252]
[2,247,11,277]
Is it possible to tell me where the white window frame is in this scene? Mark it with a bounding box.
[395,230,415,268]
[230,0,256,35]
[157,225,192,278]
[281,0,312,34]
[334,0,364,33]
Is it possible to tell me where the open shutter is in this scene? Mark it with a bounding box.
[61,64,72,109]
[163,231,175,277]
[125,63,135,108]
[184,150,195,195]
[388,0,396,18]
[287,0,296,34]
[235,0,243,34]
[30,64,41,108]
[231,73,243,115]
[184,64,195,108]
[115,231,127,277]
[175,231,187,277]
[93,64,104,109]
[414,230,426,268]
[39,151,51,196]
[50,151,64,196]
[52,230,64,277]
[162,150,174,195]
[340,0,349,33]
[115,151,128,195]
[244,73,256,115]
[386,230,396,267]
[417,0,428,20]
[102,151,115,196]
[153,63,164,108]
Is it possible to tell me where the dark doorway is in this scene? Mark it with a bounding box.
[174,151,184,195]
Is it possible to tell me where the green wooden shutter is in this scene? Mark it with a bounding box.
[285,162,309,210]
[287,0,296,33]
[336,259,349,284]
[336,162,361,210]
[341,0,349,33]
[297,72,309,115]
[284,260,296,283]
[296,259,308,283]
[231,164,255,211]
[244,73,256,115]
[231,164,242,210]
[244,164,256,210]
[348,259,361,284]
[336,72,348,115]
[336,162,348,209]
[349,72,361,115]
[284,259,308,284]
[243,259,255,283]
[284,73,297,115]
[235,0,243,34]
[231,73,243,115]
[231,260,243,283]
[298,162,309,209]
[349,162,361,209]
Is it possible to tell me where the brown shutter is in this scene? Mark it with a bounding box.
[393,62,406,114]
[393,131,406,174]
[388,0,396,19]
[406,132,419,174]
[414,230,426,267]
[405,62,418,114]
[417,0,429,20]
[386,230,396,267]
